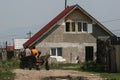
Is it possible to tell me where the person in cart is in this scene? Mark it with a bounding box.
[31,46,40,70]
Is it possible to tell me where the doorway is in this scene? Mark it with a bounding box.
[85,46,93,62]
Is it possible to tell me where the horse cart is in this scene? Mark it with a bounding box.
[19,53,50,70]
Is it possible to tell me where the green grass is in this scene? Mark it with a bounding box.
[49,62,120,80]
[0,71,15,80]
[0,58,19,80]
[99,73,120,80]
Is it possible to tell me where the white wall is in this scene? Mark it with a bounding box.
[14,39,28,49]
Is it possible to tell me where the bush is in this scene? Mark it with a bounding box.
[50,62,62,69]
[0,58,19,80]
[0,71,15,80]
[81,61,105,72]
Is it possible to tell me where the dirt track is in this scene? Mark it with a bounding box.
[13,69,103,80]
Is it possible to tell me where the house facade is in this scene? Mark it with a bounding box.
[23,4,114,63]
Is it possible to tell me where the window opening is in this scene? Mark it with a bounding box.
[83,22,87,32]
[65,21,88,32]
[50,48,62,56]
[65,22,70,32]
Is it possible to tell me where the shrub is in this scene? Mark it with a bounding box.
[81,61,105,72]
[0,58,19,80]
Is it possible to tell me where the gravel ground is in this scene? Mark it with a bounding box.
[13,69,103,80]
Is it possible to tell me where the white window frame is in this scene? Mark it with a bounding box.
[65,21,76,32]
[65,21,88,33]
[79,21,88,32]
[50,48,62,57]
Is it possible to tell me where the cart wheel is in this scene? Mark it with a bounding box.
[35,63,40,70]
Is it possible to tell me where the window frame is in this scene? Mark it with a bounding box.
[82,21,88,32]
[65,21,88,33]
[50,47,62,57]
[71,22,76,32]
[65,22,71,32]
[65,21,76,32]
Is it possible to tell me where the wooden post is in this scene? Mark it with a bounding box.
[70,53,72,63]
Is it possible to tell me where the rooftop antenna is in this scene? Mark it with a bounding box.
[65,0,67,9]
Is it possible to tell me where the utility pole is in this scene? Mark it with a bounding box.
[5,41,7,51]
[65,0,67,9]
[27,31,32,39]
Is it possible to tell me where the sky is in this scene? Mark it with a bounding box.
[0,0,120,45]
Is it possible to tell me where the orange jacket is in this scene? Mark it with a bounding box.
[31,49,38,55]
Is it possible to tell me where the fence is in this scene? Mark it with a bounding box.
[0,49,14,61]
[97,38,120,73]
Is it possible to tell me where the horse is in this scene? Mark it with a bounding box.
[19,52,50,70]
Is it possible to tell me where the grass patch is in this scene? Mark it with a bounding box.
[80,61,105,72]
[79,61,120,80]
[0,58,19,80]
[0,71,15,80]
[49,62,120,80]
[99,73,120,80]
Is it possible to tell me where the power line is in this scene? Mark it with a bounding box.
[101,18,120,23]
[112,29,120,32]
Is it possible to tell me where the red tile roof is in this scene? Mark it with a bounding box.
[23,5,76,47]
[7,46,14,51]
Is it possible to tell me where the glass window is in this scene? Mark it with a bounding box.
[57,48,62,56]
[83,22,87,32]
[51,48,56,56]
[65,22,70,32]
[65,21,88,32]
[51,48,62,56]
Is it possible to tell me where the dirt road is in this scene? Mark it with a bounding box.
[13,69,103,80]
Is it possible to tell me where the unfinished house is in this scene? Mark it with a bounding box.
[23,4,114,63]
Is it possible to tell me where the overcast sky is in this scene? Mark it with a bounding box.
[0,0,120,44]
